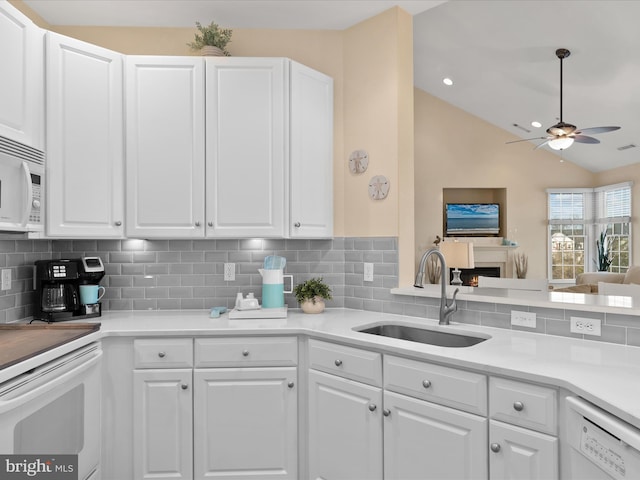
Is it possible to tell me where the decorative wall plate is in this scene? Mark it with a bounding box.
[348,149,369,174]
[368,175,390,200]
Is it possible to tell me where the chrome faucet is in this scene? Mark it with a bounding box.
[414,248,459,325]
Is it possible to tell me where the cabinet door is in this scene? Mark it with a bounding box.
[489,420,558,480]
[126,56,205,238]
[384,391,487,480]
[205,58,286,238]
[0,2,43,149]
[289,61,333,238]
[46,32,124,237]
[193,367,297,479]
[308,369,383,480]
[133,369,193,480]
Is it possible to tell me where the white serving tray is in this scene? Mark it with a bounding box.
[228,306,288,319]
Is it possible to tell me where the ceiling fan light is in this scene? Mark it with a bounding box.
[548,137,574,150]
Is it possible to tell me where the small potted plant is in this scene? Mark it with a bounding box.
[294,277,332,314]
[187,21,232,56]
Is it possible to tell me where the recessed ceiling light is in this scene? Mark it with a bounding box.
[443,78,453,86]
[531,121,542,128]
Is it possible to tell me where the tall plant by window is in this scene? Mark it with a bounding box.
[595,230,613,271]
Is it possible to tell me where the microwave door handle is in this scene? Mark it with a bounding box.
[21,161,33,227]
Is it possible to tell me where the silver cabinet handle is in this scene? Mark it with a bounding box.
[422,379,432,389]
[195,221,201,227]
[490,443,501,453]
[368,404,377,412]
[242,349,249,357]
[383,409,391,417]
[513,401,524,412]
[334,359,343,367]
[288,381,295,389]
[158,351,166,358]
[115,221,122,226]
[181,384,188,390]
[208,221,213,227]
[294,222,301,228]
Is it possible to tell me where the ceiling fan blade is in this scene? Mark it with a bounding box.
[572,134,600,144]
[574,126,621,135]
[534,139,551,150]
[505,137,548,145]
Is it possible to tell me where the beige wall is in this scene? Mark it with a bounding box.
[414,88,597,279]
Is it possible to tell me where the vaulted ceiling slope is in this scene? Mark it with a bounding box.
[24,0,640,173]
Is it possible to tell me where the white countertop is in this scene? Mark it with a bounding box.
[392,285,640,315]
[6,308,640,431]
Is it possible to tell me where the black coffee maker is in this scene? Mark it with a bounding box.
[34,257,105,322]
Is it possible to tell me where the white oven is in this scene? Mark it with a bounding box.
[0,342,102,480]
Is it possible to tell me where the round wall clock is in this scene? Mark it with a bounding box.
[368,175,390,200]
[348,149,369,174]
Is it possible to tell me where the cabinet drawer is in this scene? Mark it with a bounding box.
[489,377,557,435]
[308,339,382,387]
[134,338,193,368]
[384,355,487,416]
[194,336,298,367]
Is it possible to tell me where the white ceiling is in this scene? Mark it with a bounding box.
[24,0,640,173]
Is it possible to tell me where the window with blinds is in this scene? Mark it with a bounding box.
[547,183,632,280]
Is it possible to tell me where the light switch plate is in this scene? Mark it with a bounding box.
[1,269,10,291]
[511,310,536,328]
[364,263,374,282]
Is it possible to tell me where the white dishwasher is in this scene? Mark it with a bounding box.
[565,396,640,479]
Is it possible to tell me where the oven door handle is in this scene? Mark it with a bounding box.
[0,349,101,414]
[21,160,33,227]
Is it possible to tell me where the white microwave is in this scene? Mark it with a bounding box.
[0,135,44,233]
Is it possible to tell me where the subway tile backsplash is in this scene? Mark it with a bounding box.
[2,236,640,347]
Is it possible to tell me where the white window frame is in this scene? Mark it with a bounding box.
[547,182,632,282]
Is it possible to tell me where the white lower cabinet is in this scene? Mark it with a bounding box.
[489,420,558,480]
[308,369,383,480]
[133,369,193,479]
[488,377,558,479]
[384,390,487,480]
[193,367,298,479]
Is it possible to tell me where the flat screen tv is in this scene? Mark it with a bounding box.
[445,203,500,236]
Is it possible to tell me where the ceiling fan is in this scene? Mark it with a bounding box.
[507,48,620,151]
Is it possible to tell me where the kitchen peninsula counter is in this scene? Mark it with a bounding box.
[75,308,640,431]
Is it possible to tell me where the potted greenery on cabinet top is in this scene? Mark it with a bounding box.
[187,21,232,56]
[294,277,332,314]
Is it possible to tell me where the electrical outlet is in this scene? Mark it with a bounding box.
[364,263,374,282]
[511,310,536,328]
[570,316,602,336]
[1,269,10,291]
[224,263,235,281]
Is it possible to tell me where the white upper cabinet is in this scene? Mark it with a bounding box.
[289,61,333,238]
[125,56,205,238]
[205,58,286,238]
[0,1,44,149]
[46,32,124,237]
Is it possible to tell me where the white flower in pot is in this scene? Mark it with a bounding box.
[294,277,332,314]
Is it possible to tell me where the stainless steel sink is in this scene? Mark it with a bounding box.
[356,324,488,348]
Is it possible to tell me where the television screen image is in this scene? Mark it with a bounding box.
[446,203,500,235]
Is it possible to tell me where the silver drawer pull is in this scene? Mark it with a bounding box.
[368,404,377,412]
[288,381,295,389]
[158,352,166,358]
[513,401,524,412]
[115,221,122,226]
[208,221,213,227]
[294,222,301,228]
[422,379,432,389]
[383,409,391,417]
[242,349,250,357]
[334,359,343,367]
[490,443,501,453]
[181,384,188,390]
